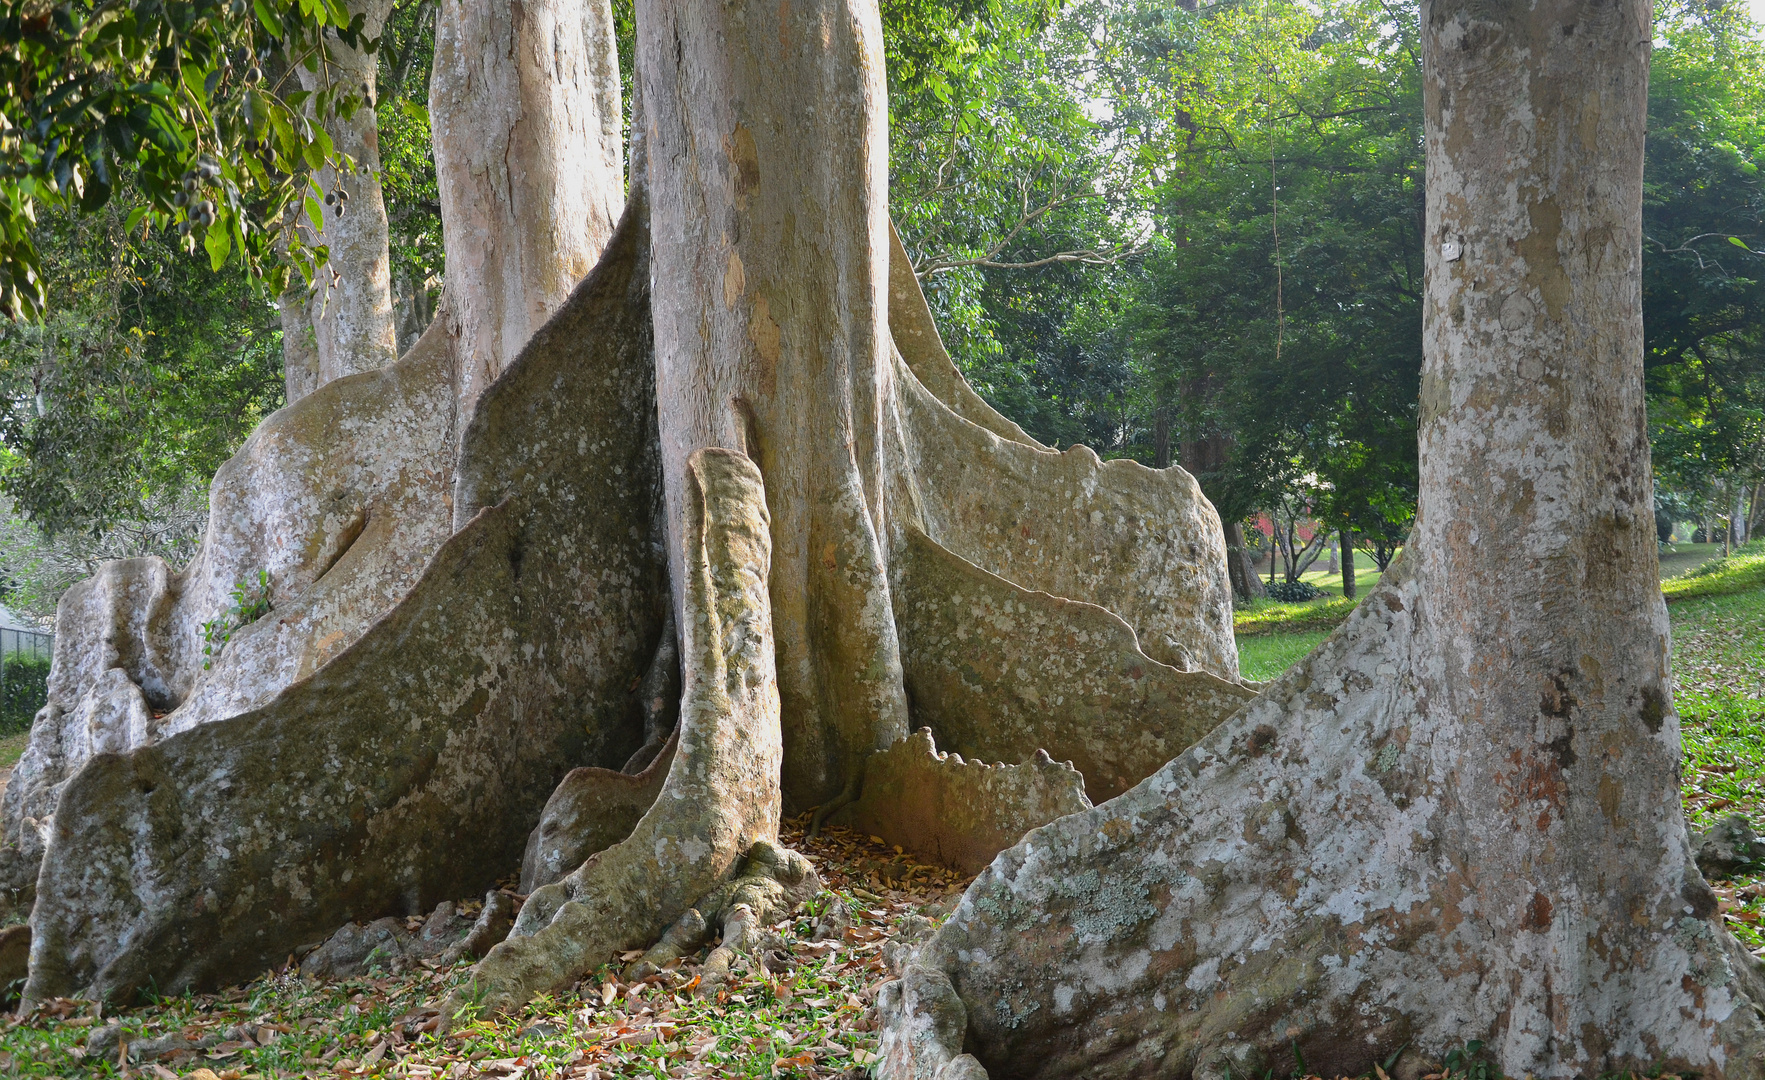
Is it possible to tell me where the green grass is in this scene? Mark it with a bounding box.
[1663,539,1765,603]
[1658,541,1728,581]
[0,731,24,771]
[1233,563,1388,638]
[1237,630,1332,682]
[1668,568,1765,946]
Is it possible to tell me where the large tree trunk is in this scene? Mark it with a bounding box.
[879,0,1765,1077]
[430,0,625,432]
[18,0,1252,1007]
[640,0,909,810]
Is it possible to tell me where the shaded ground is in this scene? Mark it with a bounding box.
[1,823,971,1079]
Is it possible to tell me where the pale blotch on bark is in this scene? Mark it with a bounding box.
[430,0,625,432]
[878,0,1765,1077]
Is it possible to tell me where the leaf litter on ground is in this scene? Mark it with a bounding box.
[1,819,971,1079]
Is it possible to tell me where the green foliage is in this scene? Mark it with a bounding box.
[0,196,284,538]
[1644,9,1765,525]
[1263,579,1324,603]
[0,0,384,320]
[200,568,271,668]
[0,651,47,734]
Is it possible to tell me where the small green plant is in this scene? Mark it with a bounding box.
[1442,1040,1500,1080]
[201,570,273,670]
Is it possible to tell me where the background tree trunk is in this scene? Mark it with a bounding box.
[879,0,1765,1076]
[1340,526,1355,599]
[1224,520,1265,599]
[296,0,400,390]
[430,0,625,432]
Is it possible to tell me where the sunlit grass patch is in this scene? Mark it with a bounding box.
[1663,539,1765,603]
[1236,630,1332,682]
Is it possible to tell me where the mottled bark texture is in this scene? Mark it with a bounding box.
[448,448,782,1018]
[519,728,678,893]
[23,0,1250,1007]
[430,0,624,432]
[641,0,1242,815]
[892,528,1254,803]
[832,728,1092,876]
[21,205,663,1003]
[641,0,910,815]
[0,326,457,916]
[879,1,1765,1078]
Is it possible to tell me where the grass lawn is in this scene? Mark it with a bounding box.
[0,731,25,772]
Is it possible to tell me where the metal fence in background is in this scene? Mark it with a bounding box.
[0,627,52,662]
[0,627,53,734]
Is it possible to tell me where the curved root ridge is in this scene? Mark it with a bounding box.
[626,840,822,996]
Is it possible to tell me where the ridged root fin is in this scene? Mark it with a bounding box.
[448,447,794,1017]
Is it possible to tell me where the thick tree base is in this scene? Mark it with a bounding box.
[447,448,793,1018]
[20,204,664,1004]
[879,564,1765,1080]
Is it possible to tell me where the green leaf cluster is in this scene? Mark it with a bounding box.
[0,0,380,319]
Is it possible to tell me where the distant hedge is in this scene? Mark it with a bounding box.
[0,654,49,735]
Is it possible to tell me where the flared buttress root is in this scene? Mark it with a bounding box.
[877,565,1765,1080]
[447,447,785,1019]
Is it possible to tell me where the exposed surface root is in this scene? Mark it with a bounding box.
[626,839,822,994]
[447,448,784,1019]
[878,568,1765,1080]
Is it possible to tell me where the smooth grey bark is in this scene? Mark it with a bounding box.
[297,0,400,390]
[278,0,400,407]
[640,0,910,810]
[430,0,625,434]
[878,0,1765,1077]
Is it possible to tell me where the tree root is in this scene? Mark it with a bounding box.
[444,448,783,1019]
[624,839,822,994]
[878,566,1765,1080]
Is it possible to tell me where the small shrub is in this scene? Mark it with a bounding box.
[1265,580,1327,603]
[0,653,50,735]
[201,569,274,669]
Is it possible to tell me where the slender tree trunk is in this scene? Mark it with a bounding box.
[1153,406,1171,470]
[279,279,320,404]
[1340,526,1356,599]
[430,0,625,430]
[881,0,1765,1076]
[1224,520,1265,600]
[296,0,400,389]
